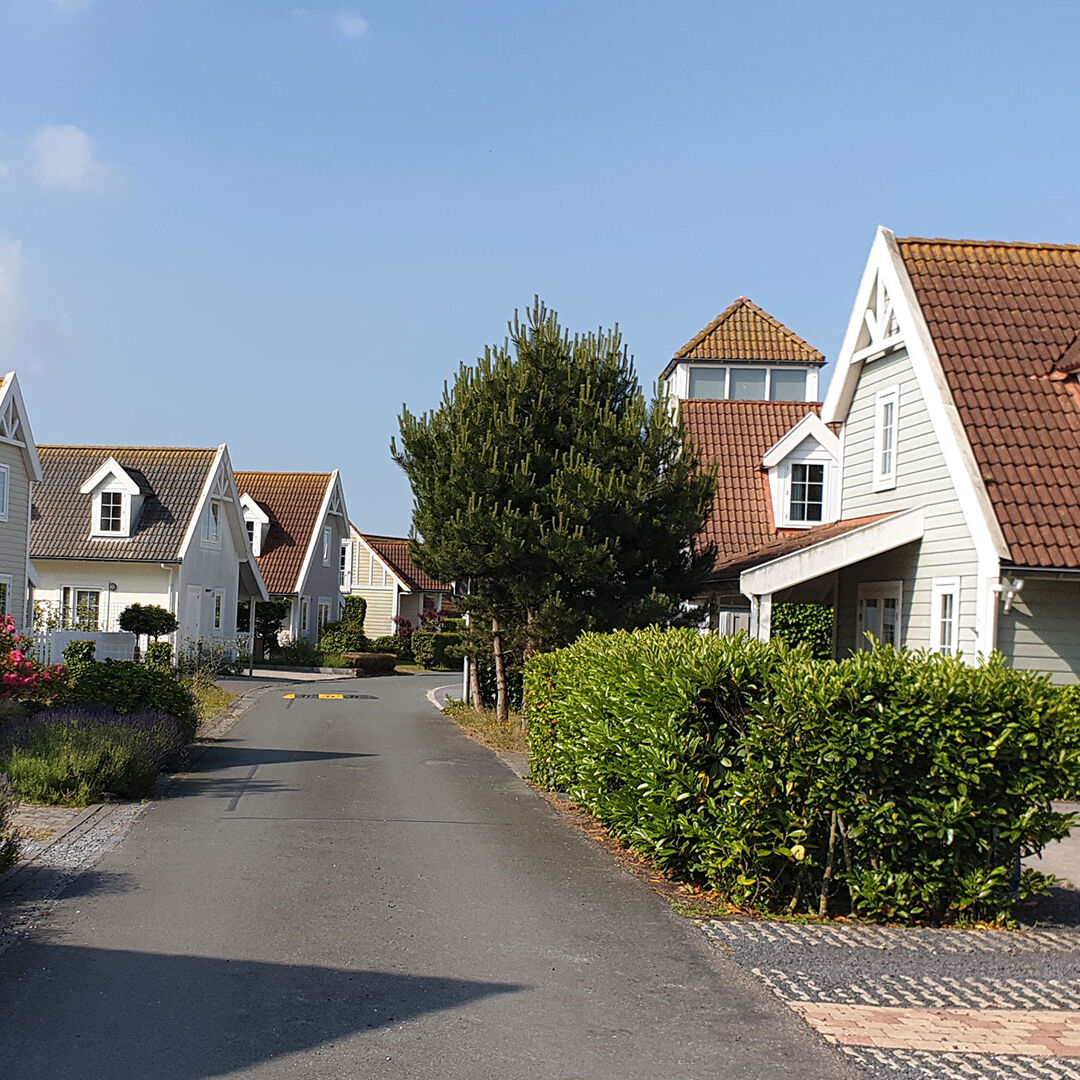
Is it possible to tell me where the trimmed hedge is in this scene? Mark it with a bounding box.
[526,628,1078,923]
[342,651,396,675]
[411,631,463,671]
[61,660,199,742]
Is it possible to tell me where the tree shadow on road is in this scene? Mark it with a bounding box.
[0,944,524,1079]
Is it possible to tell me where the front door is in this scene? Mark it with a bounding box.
[185,585,203,641]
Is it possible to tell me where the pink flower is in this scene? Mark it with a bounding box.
[9,650,24,664]
[2,673,17,686]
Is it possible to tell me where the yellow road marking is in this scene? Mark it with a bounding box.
[319,693,345,699]
[283,693,295,699]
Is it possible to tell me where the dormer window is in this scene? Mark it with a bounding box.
[789,463,825,523]
[201,500,221,545]
[239,493,269,557]
[687,365,808,402]
[100,491,123,532]
[81,457,144,539]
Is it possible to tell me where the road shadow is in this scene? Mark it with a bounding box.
[1018,883,1080,927]
[0,865,135,905]
[195,746,377,769]
[0,944,524,1079]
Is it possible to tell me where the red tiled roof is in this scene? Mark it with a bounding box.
[710,514,894,580]
[662,297,825,379]
[357,531,451,592]
[681,400,823,573]
[235,471,331,594]
[896,237,1080,568]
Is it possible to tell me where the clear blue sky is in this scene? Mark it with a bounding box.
[2,1,1078,534]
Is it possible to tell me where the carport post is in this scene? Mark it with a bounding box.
[749,593,772,642]
[247,595,256,676]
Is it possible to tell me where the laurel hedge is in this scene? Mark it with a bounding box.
[525,628,1078,923]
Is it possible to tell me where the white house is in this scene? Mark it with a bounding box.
[30,445,268,647]
[234,470,349,643]
[733,228,1080,681]
[0,372,44,633]
[340,525,453,638]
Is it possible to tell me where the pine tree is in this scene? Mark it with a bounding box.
[392,299,715,721]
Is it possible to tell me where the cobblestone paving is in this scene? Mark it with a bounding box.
[702,919,1080,1079]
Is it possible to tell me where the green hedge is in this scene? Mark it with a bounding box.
[411,631,463,671]
[525,628,1077,923]
[61,660,200,742]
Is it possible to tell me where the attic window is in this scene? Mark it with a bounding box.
[687,365,807,402]
[201,501,221,545]
[789,464,824,522]
[100,492,123,532]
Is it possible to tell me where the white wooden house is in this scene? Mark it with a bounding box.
[30,445,267,648]
[728,228,1080,681]
[234,470,349,643]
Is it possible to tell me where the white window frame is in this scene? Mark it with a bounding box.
[300,596,310,634]
[91,488,130,537]
[930,577,960,656]
[61,585,102,631]
[0,465,9,523]
[201,500,222,547]
[339,540,352,590]
[687,364,809,402]
[322,526,332,566]
[0,574,11,616]
[856,580,903,649]
[317,597,331,635]
[787,461,826,525]
[212,588,225,633]
[872,387,900,491]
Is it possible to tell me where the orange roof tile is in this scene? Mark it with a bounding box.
[235,471,331,594]
[357,532,452,593]
[681,399,823,574]
[662,298,825,380]
[896,237,1080,568]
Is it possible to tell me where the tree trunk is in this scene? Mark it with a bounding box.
[491,616,509,723]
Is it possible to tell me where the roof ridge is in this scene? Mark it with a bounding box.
[671,296,824,365]
[898,235,1080,252]
[39,444,216,452]
[234,469,333,477]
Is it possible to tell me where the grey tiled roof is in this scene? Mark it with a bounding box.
[31,446,217,562]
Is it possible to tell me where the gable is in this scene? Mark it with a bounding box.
[0,372,42,482]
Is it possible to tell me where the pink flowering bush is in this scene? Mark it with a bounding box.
[0,616,66,709]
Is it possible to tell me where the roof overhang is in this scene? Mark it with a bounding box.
[762,412,839,467]
[79,456,143,496]
[239,493,270,524]
[239,556,270,602]
[740,508,925,596]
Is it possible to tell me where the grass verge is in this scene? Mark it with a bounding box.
[183,677,235,722]
[442,700,528,753]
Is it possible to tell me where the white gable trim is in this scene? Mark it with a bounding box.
[239,493,270,525]
[352,530,412,593]
[0,374,42,482]
[79,457,142,496]
[176,445,225,562]
[762,413,839,468]
[822,227,1006,655]
[741,508,925,597]
[294,471,348,595]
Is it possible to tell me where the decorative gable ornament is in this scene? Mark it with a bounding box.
[852,271,904,364]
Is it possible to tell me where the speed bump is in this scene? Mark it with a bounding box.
[283,692,373,700]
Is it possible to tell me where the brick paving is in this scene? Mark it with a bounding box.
[701,918,1080,1079]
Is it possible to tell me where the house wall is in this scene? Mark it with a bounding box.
[835,348,981,655]
[0,441,31,631]
[295,511,348,643]
[344,538,399,637]
[997,578,1080,684]
[176,512,244,644]
[32,559,174,634]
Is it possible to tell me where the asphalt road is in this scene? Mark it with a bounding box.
[0,674,858,1079]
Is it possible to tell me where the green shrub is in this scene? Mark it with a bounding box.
[0,774,18,870]
[411,631,463,671]
[270,641,322,667]
[62,660,199,742]
[342,595,367,628]
[771,602,833,659]
[525,628,1077,924]
[441,616,464,631]
[145,641,173,670]
[0,707,186,805]
[370,635,403,658]
[62,638,97,677]
[318,621,369,654]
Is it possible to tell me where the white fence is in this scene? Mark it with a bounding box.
[33,630,137,665]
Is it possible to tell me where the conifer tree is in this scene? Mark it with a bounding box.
[393,299,715,721]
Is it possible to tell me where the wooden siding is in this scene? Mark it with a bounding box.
[997,578,1080,683]
[345,541,397,637]
[835,349,981,655]
[0,442,31,631]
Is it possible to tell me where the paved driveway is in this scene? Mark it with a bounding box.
[0,674,856,1079]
